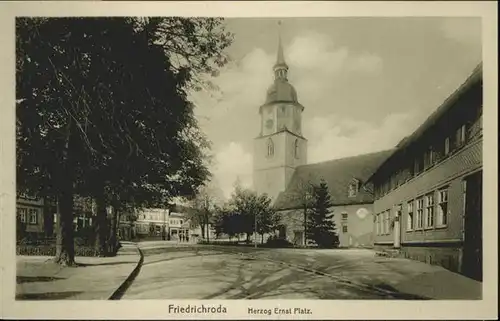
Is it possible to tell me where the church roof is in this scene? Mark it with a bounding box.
[265,80,298,104]
[263,29,301,106]
[273,149,394,210]
[275,34,288,69]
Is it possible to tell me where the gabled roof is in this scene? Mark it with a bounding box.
[273,149,394,210]
[275,33,288,69]
[365,62,483,184]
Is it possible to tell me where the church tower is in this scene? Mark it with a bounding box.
[253,29,308,201]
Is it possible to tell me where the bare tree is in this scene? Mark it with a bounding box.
[279,172,317,246]
[188,182,224,242]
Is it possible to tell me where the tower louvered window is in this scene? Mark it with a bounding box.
[267,138,274,157]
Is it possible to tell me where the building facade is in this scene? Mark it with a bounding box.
[253,35,307,201]
[133,204,211,242]
[274,150,392,247]
[16,193,102,239]
[367,64,483,281]
[16,194,46,235]
[134,208,168,238]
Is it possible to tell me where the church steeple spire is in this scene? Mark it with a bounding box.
[274,21,288,81]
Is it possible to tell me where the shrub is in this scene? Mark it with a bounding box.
[263,236,293,248]
[74,226,96,246]
[17,234,55,246]
[16,245,103,257]
[197,240,239,246]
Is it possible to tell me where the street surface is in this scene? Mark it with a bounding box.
[123,243,447,299]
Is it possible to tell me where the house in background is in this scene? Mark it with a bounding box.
[366,63,483,281]
[134,208,169,239]
[16,194,46,236]
[273,150,393,248]
[168,204,214,242]
[132,203,211,242]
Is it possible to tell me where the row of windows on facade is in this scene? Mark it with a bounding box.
[375,187,448,236]
[267,138,300,158]
[341,212,348,233]
[375,120,481,198]
[137,213,183,225]
[17,207,39,224]
[135,223,189,233]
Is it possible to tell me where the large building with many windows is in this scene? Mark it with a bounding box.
[367,63,483,281]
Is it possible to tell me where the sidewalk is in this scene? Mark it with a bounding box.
[137,240,200,251]
[324,249,482,300]
[241,247,483,300]
[16,242,141,300]
[378,257,482,300]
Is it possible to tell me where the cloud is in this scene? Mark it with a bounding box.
[211,142,253,199]
[440,18,481,47]
[304,112,423,163]
[287,31,382,76]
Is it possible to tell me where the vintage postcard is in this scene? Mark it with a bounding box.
[0,1,497,320]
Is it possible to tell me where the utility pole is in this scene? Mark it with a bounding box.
[303,187,312,247]
[303,203,307,247]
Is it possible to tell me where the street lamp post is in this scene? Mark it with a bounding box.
[162,207,166,241]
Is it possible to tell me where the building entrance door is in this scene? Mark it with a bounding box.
[293,231,303,246]
[462,171,483,281]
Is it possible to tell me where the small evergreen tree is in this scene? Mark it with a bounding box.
[306,179,339,248]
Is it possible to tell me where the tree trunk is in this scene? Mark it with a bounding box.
[108,206,118,255]
[54,190,75,266]
[205,214,210,243]
[200,223,206,240]
[261,233,264,244]
[95,192,108,256]
[54,123,77,266]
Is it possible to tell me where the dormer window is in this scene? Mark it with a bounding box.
[348,179,359,198]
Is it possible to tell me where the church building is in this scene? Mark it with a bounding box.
[253,34,392,248]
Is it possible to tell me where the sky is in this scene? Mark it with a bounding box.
[189,17,482,199]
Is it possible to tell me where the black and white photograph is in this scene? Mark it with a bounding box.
[0,1,497,320]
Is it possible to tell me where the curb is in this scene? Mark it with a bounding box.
[108,243,144,300]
